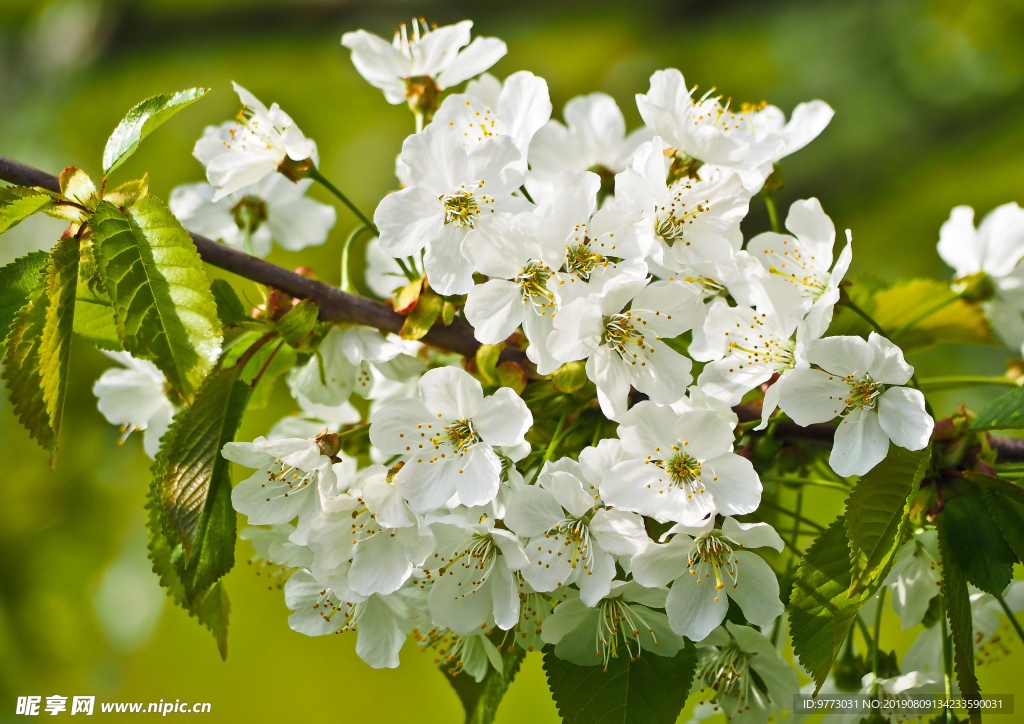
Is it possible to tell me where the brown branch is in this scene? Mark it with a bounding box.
[0,154,516,363]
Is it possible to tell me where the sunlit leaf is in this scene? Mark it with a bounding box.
[103,88,210,175]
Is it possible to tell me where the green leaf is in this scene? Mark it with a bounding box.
[829,277,993,354]
[0,251,49,342]
[443,641,525,724]
[198,581,230,660]
[275,300,318,346]
[789,518,874,692]
[963,471,1024,505]
[91,196,222,399]
[103,87,210,175]
[73,237,122,350]
[2,255,54,450]
[59,166,98,210]
[211,279,250,326]
[983,489,1024,564]
[496,361,527,395]
[475,343,505,384]
[0,187,52,234]
[400,290,441,340]
[970,385,1024,430]
[152,362,251,597]
[37,234,80,445]
[940,494,1014,595]
[846,447,930,595]
[543,642,698,724]
[937,514,982,724]
[552,361,588,394]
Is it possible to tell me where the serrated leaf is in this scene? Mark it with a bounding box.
[963,471,1024,504]
[103,87,210,175]
[275,299,318,346]
[937,514,982,723]
[982,489,1024,564]
[940,494,1014,595]
[401,291,441,340]
[552,361,588,393]
[72,239,122,351]
[153,362,251,594]
[789,518,875,692]
[2,257,54,450]
[0,251,49,341]
[443,639,525,724]
[37,234,80,445]
[103,175,149,208]
[91,196,222,399]
[543,641,698,724]
[0,186,52,234]
[970,385,1024,430]
[829,277,993,354]
[211,279,250,326]
[847,447,930,595]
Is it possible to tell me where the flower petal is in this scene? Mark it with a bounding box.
[664,568,729,641]
[831,408,889,477]
[877,387,933,451]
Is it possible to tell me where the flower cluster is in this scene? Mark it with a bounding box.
[93,16,1020,721]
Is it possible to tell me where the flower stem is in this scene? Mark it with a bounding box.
[763,190,782,234]
[414,111,424,134]
[844,299,888,336]
[307,166,377,232]
[543,408,570,462]
[340,224,369,294]
[917,375,1020,391]
[338,423,371,442]
[757,499,825,531]
[394,256,418,283]
[761,475,851,491]
[994,592,1024,646]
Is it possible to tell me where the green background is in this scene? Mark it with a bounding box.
[2,0,1023,720]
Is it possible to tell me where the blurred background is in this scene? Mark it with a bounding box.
[2,0,1024,721]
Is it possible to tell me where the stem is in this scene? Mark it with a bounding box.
[790,488,803,560]
[518,185,534,204]
[393,256,418,283]
[872,588,886,682]
[757,499,825,531]
[340,224,369,294]
[763,191,782,234]
[543,409,570,462]
[994,592,1024,646]
[414,111,424,134]
[917,375,1019,391]
[337,423,371,442]
[844,299,888,336]
[941,596,953,724]
[307,166,377,232]
[761,475,851,491]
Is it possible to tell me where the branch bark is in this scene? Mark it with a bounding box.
[0,155,513,362]
[5,154,1024,462]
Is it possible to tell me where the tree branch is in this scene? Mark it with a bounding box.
[0,154,515,363]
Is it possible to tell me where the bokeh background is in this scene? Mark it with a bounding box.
[2,0,1024,721]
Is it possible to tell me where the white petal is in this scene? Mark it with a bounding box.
[474,387,533,447]
[504,486,563,538]
[673,409,735,461]
[354,595,408,669]
[424,223,476,295]
[831,408,889,477]
[369,397,433,453]
[631,535,693,588]
[664,569,729,641]
[349,531,416,596]
[464,280,525,345]
[587,346,633,421]
[374,187,444,257]
[866,332,915,385]
[777,367,849,425]
[722,518,784,552]
[434,36,507,89]
[453,444,502,508]
[702,453,762,519]
[418,367,484,420]
[549,472,593,520]
[616,399,679,458]
[877,387,933,451]
[729,550,784,628]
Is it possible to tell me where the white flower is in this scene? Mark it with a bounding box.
[341,20,506,107]
[268,395,362,441]
[601,402,762,526]
[636,68,833,191]
[288,325,407,407]
[168,174,336,258]
[615,136,751,276]
[223,436,338,545]
[548,276,703,420]
[283,569,421,668]
[92,351,176,459]
[882,529,941,631]
[364,237,408,298]
[937,202,1024,349]
[307,466,434,597]
[504,461,648,605]
[374,125,526,295]
[631,518,783,642]
[369,367,532,512]
[541,580,687,669]
[434,71,552,172]
[747,197,852,338]
[193,82,317,200]
[526,92,652,202]
[687,622,800,724]
[415,626,505,681]
[777,332,934,477]
[423,509,528,633]
[513,575,555,653]
[697,278,823,429]
[239,523,312,569]
[670,385,739,429]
